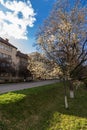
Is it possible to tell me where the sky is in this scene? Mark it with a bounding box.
[0,0,55,54]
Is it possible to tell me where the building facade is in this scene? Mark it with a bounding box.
[0,37,29,82]
[16,51,28,71]
[0,37,17,67]
[16,51,28,66]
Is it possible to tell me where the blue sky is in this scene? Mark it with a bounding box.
[0,0,55,54]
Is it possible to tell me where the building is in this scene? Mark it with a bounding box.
[16,51,32,80]
[0,37,30,82]
[0,37,17,67]
[16,51,28,68]
[0,37,28,68]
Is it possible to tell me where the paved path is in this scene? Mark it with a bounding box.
[0,80,58,94]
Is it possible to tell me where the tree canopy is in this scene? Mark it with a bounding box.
[36,0,87,80]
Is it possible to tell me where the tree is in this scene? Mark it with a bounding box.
[28,52,61,80]
[0,58,16,77]
[74,65,87,87]
[18,64,32,80]
[36,0,87,108]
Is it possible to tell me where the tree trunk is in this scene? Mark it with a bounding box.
[70,90,74,98]
[64,95,68,109]
[63,78,69,109]
[69,80,74,98]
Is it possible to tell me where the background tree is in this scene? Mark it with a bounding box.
[73,65,87,87]
[36,0,87,108]
[28,52,61,80]
[18,64,32,80]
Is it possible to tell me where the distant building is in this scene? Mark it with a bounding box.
[0,37,17,67]
[0,37,29,68]
[16,51,28,68]
[0,37,30,82]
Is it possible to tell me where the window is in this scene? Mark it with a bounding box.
[0,43,4,49]
[0,53,12,60]
[0,53,3,58]
[0,42,12,52]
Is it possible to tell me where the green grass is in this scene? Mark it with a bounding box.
[0,82,87,130]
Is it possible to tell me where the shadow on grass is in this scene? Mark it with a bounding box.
[0,82,87,130]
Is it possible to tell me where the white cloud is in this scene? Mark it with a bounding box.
[8,37,36,54]
[0,0,36,39]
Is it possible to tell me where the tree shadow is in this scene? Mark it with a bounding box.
[0,83,87,130]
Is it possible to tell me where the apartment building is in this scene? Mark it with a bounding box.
[16,51,28,68]
[0,37,17,67]
[0,37,29,82]
[16,51,31,80]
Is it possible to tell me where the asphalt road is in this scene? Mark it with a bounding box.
[0,80,58,94]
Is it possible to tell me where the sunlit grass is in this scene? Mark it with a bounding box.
[0,92,26,104]
[48,112,87,130]
[0,82,87,130]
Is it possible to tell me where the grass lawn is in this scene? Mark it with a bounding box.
[0,82,87,130]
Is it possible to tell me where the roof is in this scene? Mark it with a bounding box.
[16,51,28,59]
[0,37,17,49]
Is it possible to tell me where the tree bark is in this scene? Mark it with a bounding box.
[69,80,74,98]
[64,95,69,109]
[63,78,69,109]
